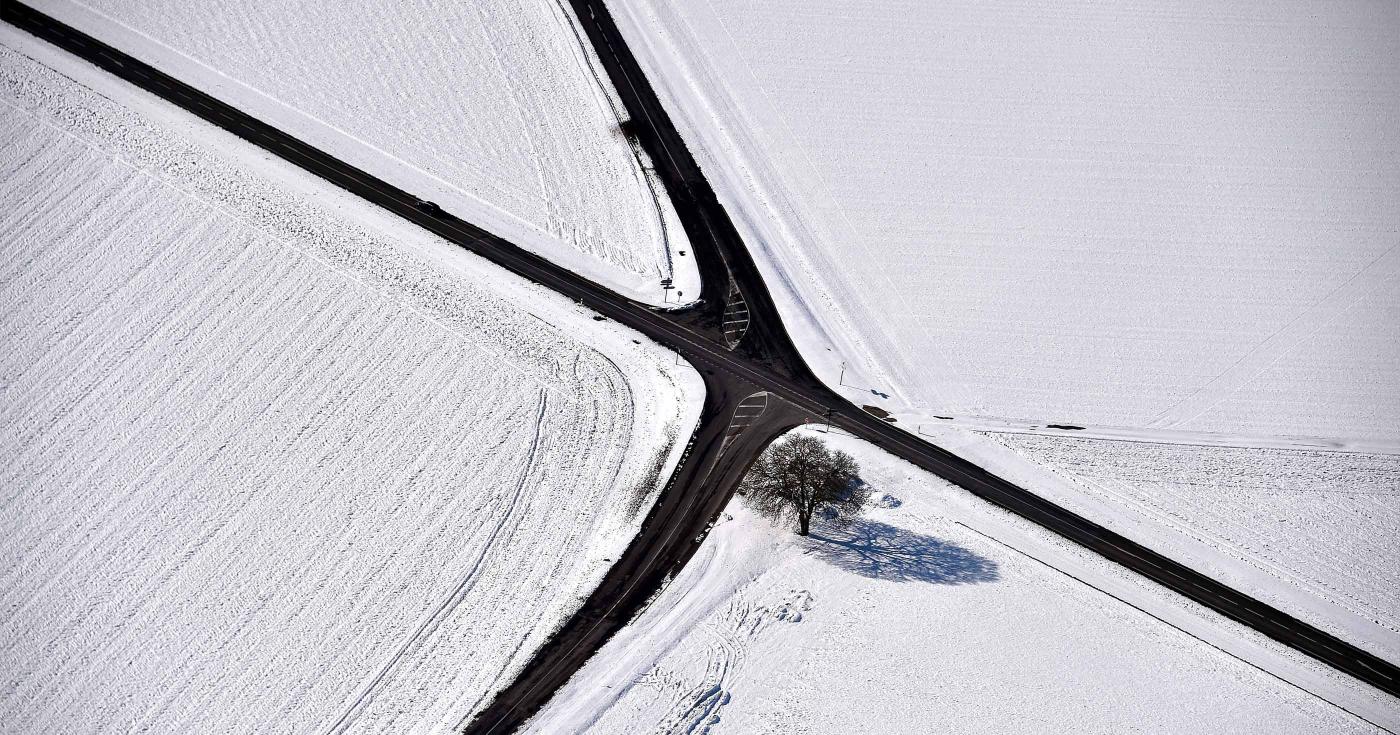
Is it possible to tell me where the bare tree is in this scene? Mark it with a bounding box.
[742,434,866,536]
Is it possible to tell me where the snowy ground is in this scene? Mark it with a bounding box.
[610,0,1400,657]
[0,28,700,734]
[976,433,1400,661]
[32,0,699,306]
[528,430,1396,734]
[615,0,1399,441]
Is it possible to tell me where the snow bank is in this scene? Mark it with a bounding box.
[609,0,1400,659]
[527,431,1396,733]
[0,28,701,734]
[31,0,699,305]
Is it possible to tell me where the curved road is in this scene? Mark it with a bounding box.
[5,4,1394,733]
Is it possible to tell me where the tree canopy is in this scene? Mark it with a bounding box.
[742,434,866,536]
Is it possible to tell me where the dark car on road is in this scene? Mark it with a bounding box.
[414,198,447,218]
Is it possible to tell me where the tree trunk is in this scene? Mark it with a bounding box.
[798,512,810,536]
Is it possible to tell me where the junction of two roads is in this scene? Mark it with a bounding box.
[5,3,1393,733]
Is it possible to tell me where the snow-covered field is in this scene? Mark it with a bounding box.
[616,0,1399,441]
[0,28,700,734]
[611,0,1400,657]
[32,0,698,305]
[979,433,1400,661]
[529,430,1395,734]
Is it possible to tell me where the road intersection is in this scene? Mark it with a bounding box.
[4,4,1393,733]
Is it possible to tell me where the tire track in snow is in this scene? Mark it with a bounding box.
[321,389,551,735]
[646,589,813,734]
[1148,243,1400,430]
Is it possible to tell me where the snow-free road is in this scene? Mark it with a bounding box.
[4,3,1394,732]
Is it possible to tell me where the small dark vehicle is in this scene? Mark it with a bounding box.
[861,404,890,419]
[414,198,447,218]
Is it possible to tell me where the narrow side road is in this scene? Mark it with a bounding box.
[468,386,804,733]
[4,6,1394,735]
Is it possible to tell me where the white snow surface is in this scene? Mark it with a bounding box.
[978,433,1400,661]
[0,29,701,735]
[610,0,1400,659]
[529,430,1396,734]
[614,0,1399,441]
[32,0,698,306]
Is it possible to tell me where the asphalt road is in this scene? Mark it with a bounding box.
[5,3,1394,732]
[546,0,1400,713]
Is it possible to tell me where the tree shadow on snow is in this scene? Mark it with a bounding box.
[806,518,999,585]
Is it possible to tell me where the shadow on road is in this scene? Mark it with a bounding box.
[807,518,999,585]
